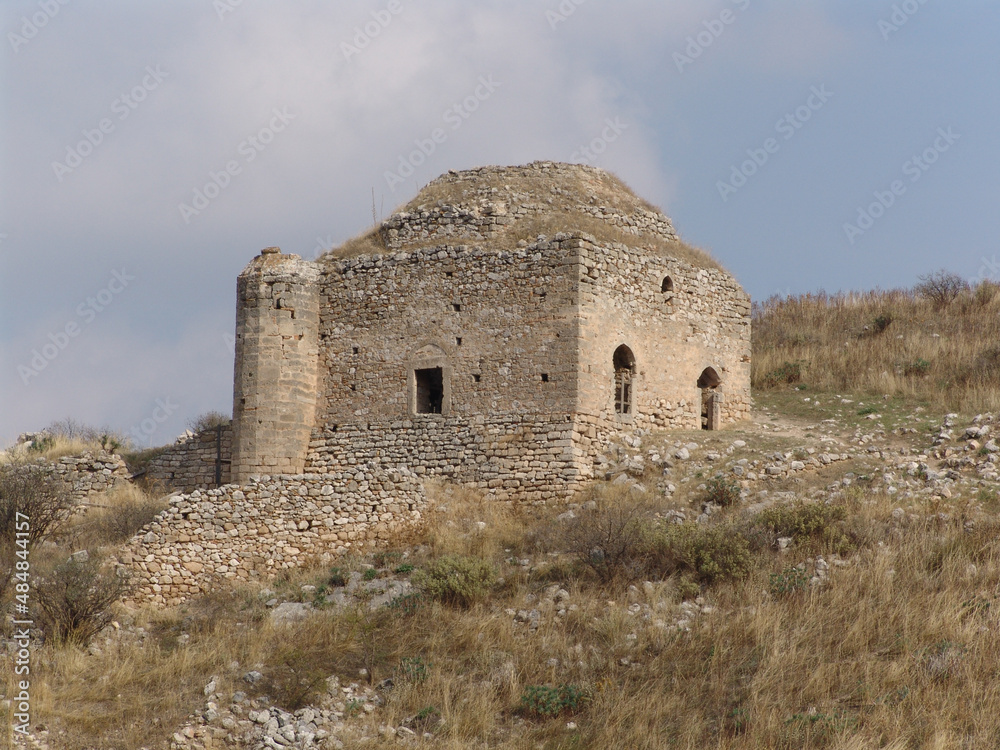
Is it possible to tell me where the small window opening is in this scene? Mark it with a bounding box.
[452,303,461,312]
[456,337,462,346]
[661,276,674,293]
[541,373,549,382]
[613,345,636,415]
[350,384,356,392]
[352,346,359,354]
[415,367,444,414]
[445,271,454,278]
[330,424,338,433]
[473,374,481,383]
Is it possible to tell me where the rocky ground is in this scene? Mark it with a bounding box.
[9,392,1000,749]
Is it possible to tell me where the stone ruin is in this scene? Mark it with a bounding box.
[231,161,751,500]
[125,161,752,603]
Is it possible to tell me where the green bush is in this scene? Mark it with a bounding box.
[412,555,497,608]
[327,567,347,587]
[754,503,847,544]
[904,358,931,377]
[399,656,431,683]
[769,566,810,596]
[705,476,741,507]
[519,684,589,718]
[761,361,803,388]
[646,524,753,585]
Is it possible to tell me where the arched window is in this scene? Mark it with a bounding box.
[613,345,636,415]
[661,276,674,294]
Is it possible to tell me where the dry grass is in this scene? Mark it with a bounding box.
[9,475,1000,747]
[753,283,1000,413]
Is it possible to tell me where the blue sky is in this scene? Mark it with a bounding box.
[1,0,998,447]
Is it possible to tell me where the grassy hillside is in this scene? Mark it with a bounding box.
[753,277,1000,413]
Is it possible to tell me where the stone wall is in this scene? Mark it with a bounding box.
[307,414,594,502]
[48,451,131,500]
[317,242,578,424]
[123,466,426,606]
[575,236,752,433]
[145,425,232,492]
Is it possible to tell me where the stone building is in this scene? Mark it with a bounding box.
[231,162,750,500]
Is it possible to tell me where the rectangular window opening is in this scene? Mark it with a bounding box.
[541,373,549,382]
[473,374,481,383]
[415,367,444,414]
[456,337,463,346]
[452,303,461,312]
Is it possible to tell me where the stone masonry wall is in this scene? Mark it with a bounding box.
[307,414,591,502]
[48,451,131,500]
[145,425,232,492]
[576,237,752,434]
[123,466,425,606]
[318,242,578,423]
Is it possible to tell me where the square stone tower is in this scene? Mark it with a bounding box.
[232,162,750,499]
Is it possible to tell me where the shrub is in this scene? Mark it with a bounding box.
[769,566,810,596]
[519,684,589,718]
[973,280,999,307]
[327,567,347,587]
[0,461,75,600]
[188,411,231,433]
[753,503,847,548]
[760,361,803,388]
[34,557,133,646]
[904,358,931,377]
[915,269,969,309]
[561,487,653,582]
[262,646,329,711]
[386,591,424,616]
[398,656,431,682]
[867,313,893,335]
[705,476,741,507]
[646,524,753,585]
[412,555,497,608]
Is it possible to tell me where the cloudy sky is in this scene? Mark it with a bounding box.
[1,0,998,448]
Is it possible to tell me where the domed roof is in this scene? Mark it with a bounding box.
[321,161,722,271]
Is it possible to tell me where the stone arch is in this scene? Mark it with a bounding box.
[661,276,674,294]
[613,345,636,416]
[407,343,452,416]
[698,366,723,430]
